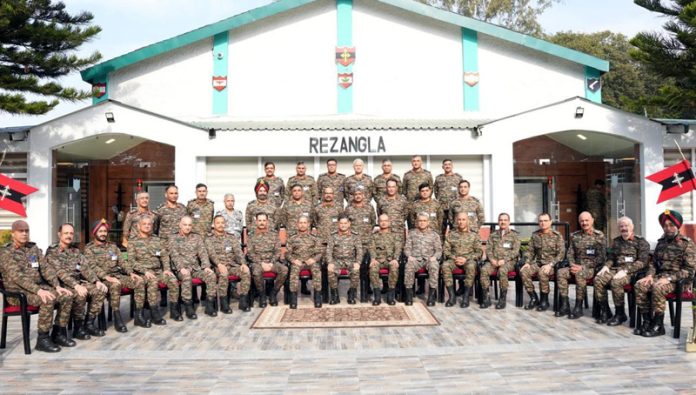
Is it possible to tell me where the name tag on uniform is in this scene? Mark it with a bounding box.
[31,261,39,269]
[357,185,364,190]
[363,217,370,223]
[225,246,232,252]
[624,256,634,263]
[451,186,457,191]
[586,249,595,255]
[303,186,309,191]
[155,250,161,257]
[332,218,338,223]
[111,254,118,261]
[274,192,280,196]
[468,211,475,217]
[430,213,436,218]
[75,264,81,271]
[303,212,310,217]
[503,242,511,249]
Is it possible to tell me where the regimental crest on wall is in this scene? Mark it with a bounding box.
[212,76,227,92]
[338,73,353,89]
[463,72,479,87]
[335,47,356,67]
[92,83,106,98]
[587,77,601,93]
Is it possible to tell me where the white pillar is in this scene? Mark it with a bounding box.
[26,147,53,249]
[175,148,199,203]
[490,143,515,222]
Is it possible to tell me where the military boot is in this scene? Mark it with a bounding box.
[445,285,457,307]
[597,300,612,324]
[149,307,166,325]
[220,296,233,314]
[36,331,60,353]
[329,288,340,305]
[644,313,665,337]
[372,287,382,306]
[134,308,150,327]
[426,288,437,306]
[205,299,217,317]
[568,299,584,319]
[347,288,357,305]
[314,290,323,308]
[524,291,539,310]
[455,279,465,296]
[607,305,627,326]
[301,280,311,295]
[416,278,426,295]
[184,300,198,319]
[113,310,128,332]
[460,286,471,308]
[555,296,570,317]
[85,315,105,337]
[405,289,414,306]
[536,292,550,311]
[72,319,90,340]
[386,288,396,306]
[480,289,492,309]
[495,289,507,309]
[258,292,268,308]
[238,294,251,312]
[289,292,298,309]
[170,303,183,321]
[51,325,75,347]
[634,311,652,336]
[269,288,280,306]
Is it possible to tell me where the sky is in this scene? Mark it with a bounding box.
[0,0,667,127]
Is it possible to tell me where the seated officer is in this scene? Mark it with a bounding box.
[248,212,288,307]
[442,212,482,308]
[369,214,401,306]
[480,212,520,309]
[326,214,362,304]
[45,223,108,339]
[403,213,442,306]
[520,213,565,311]
[286,215,323,308]
[0,220,74,352]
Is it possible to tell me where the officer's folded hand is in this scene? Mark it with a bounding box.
[56,286,72,297]
[144,271,156,280]
[597,266,609,276]
[75,284,88,297]
[613,270,627,280]
[37,289,55,303]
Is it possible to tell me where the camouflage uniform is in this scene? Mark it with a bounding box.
[404,228,442,288]
[368,231,401,289]
[402,169,433,202]
[258,176,286,208]
[286,231,323,292]
[409,199,444,236]
[168,233,216,301]
[373,174,402,200]
[448,196,485,232]
[84,241,145,311]
[187,198,215,236]
[344,203,376,255]
[248,230,288,292]
[377,195,409,246]
[595,235,649,306]
[245,199,278,236]
[128,235,179,306]
[0,243,72,332]
[278,199,314,237]
[343,174,374,204]
[205,233,250,297]
[521,230,565,294]
[442,229,482,287]
[434,173,463,206]
[558,229,606,300]
[287,175,318,204]
[122,209,157,240]
[480,229,521,291]
[216,209,244,239]
[154,202,187,241]
[326,231,363,289]
[44,245,107,319]
[312,202,343,246]
[317,172,346,204]
[636,234,696,314]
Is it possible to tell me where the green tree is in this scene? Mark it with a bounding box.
[0,0,101,115]
[630,0,696,118]
[419,0,560,36]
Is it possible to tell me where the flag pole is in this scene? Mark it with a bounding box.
[675,139,688,162]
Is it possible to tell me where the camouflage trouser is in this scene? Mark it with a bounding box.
[369,260,398,289]
[441,259,475,287]
[520,264,552,294]
[404,258,439,289]
[144,272,179,306]
[635,278,676,314]
[252,262,289,291]
[391,229,405,249]
[327,261,360,289]
[480,261,515,290]
[70,282,107,319]
[11,287,72,332]
[178,268,217,302]
[557,265,594,299]
[216,265,251,297]
[106,275,145,310]
[289,261,322,292]
[594,270,630,306]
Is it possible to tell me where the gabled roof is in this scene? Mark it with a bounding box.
[81,0,609,83]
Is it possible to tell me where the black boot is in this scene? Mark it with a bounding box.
[134,309,149,327]
[568,299,584,319]
[607,305,627,326]
[416,278,425,295]
[258,293,268,308]
[424,288,435,306]
[301,280,311,295]
[480,289,491,309]
[347,288,357,304]
[536,292,549,312]
[372,287,382,306]
[634,311,652,335]
[405,289,414,306]
[459,286,471,308]
[524,291,539,310]
[597,300,611,324]
[269,288,280,306]
[51,325,75,347]
[289,292,298,309]
[72,319,90,340]
[170,303,183,321]
[386,288,396,306]
[644,313,665,337]
[220,296,233,314]
[85,315,105,337]
[113,310,128,332]
[445,285,457,307]
[150,307,166,325]
[238,294,251,312]
[36,331,60,353]
[184,301,198,319]
[495,289,507,309]
[329,288,340,305]
[555,296,570,317]
[455,279,465,296]
[314,290,323,308]
[205,299,217,317]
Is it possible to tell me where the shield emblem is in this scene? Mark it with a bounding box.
[464,72,479,87]
[92,83,106,98]
[587,77,601,92]
[336,47,356,67]
[212,76,227,92]
[338,73,353,89]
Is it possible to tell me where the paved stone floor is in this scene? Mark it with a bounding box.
[1,285,695,394]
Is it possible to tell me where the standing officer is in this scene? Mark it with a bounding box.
[434,159,463,207]
[248,212,288,307]
[343,158,374,204]
[206,215,251,313]
[448,180,485,232]
[409,183,444,237]
[45,223,108,339]
[84,219,148,332]
[169,216,217,318]
[0,220,74,352]
[313,186,344,249]
[594,216,648,326]
[278,184,315,237]
[377,178,409,247]
[286,161,318,204]
[556,211,606,319]
[245,180,279,236]
[258,161,285,208]
[286,215,323,308]
[154,185,187,241]
[373,159,402,199]
[520,213,565,311]
[326,215,362,304]
[344,189,376,254]
[480,213,520,309]
[128,216,180,323]
[442,213,482,308]
[122,191,156,248]
[369,214,401,306]
[187,183,215,236]
[403,213,442,306]
[317,158,346,205]
[585,179,607,234]
[634,210,696,337]
[216,193,244,239]
[402,155,433,202]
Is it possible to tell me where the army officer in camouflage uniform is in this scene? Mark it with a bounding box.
[369,214,401,306]
[480,212,520,309]
[520,213,565,312]
[248,212,288,308]
[206,215,251,313]
[187,183,215,236]
[442,213,482,308]
[326,214,363,304]
[403,213,442,306]
[286,215,323,308]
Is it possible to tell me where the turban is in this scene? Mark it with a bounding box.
[659,209,683,229]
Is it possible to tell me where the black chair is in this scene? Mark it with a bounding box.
[0,278,39,355]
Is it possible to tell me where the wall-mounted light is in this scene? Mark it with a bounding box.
[577,134,587,140]
[105,112,115,123]
[468,126,482,138]
[208,128,216,140]
[105,138,115,144]
[575,106,584,119]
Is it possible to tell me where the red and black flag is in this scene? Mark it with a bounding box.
[0,173,38,217]
[646,160,696,204]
